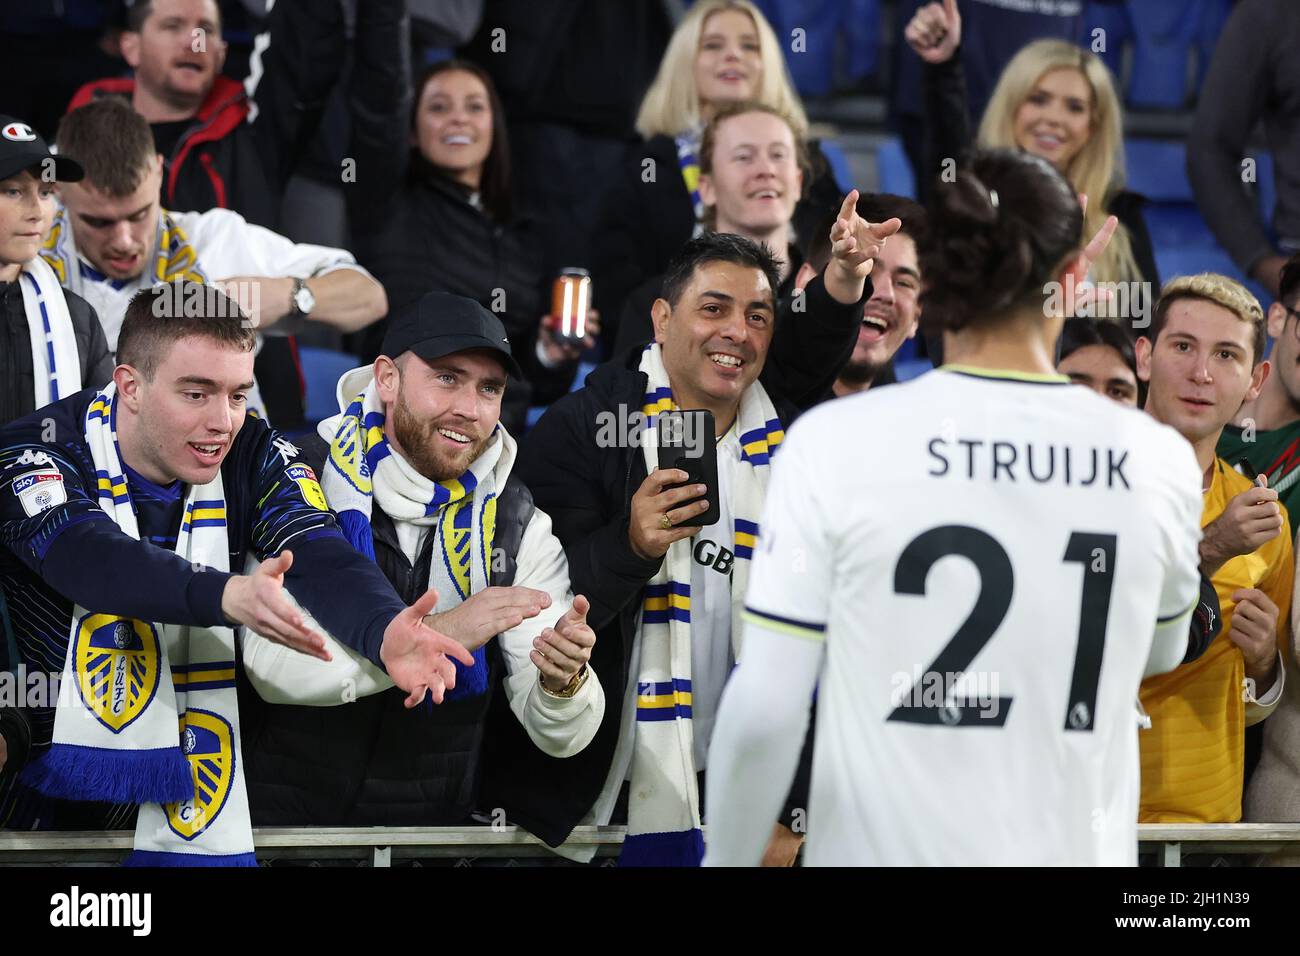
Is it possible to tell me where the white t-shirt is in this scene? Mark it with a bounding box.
[689,423,740,769]
[743,367,1203,865]
[65,207,370,352]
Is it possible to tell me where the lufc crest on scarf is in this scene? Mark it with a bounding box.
[438,495,499,598]
[440,499,474,600]
[285,464,328,511]
[166,709,236,841]
[73,613,161,734]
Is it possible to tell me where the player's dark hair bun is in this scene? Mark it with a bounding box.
[920,148,1083,333]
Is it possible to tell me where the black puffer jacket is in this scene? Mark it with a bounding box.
[239,433,539,827]
[509,274,866,846]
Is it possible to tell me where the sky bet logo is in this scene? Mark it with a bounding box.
[50,886,151,936]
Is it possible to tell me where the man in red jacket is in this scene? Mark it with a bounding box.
[67,0,352,428]
[68,0,345,231]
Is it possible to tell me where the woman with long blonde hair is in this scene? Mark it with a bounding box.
[594,0,843,350]
[906,3,1157,293]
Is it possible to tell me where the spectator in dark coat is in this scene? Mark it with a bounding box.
[905,4,1158,297]
[345,39,594,436]
[1188,0,1300,300]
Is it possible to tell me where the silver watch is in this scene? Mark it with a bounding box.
[290,277,316,318]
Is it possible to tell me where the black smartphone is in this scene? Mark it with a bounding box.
[656,409,720,527]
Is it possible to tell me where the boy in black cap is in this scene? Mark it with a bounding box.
[238,292,606,838]
[0,116,113,427]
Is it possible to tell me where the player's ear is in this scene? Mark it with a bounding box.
[1134,335,1153,384]
[114,364,144,410]
[1267,302,1287,341]
[651,297,672,345]
[373,354,401,404]
[698,174,716,210]
[1247,358,1271,403]
[120,30,142,69]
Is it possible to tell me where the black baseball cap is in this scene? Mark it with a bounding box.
[0,117,84,183]
[381,292,522,378]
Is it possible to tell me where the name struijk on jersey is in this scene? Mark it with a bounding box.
[927,434,1131,489]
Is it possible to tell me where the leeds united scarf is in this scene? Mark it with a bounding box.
[622,343,783,866]
[316,368,506,699]
[674,126,707,239]
[41,204,206,298]
[20,385,256,866]
[18,255,81,407]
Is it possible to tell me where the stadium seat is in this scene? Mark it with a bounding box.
[299,345,360,425]
[1124,139,1193,203]
[876,136,916,199]
[1083,0,1131,85]
[818,138,855,193]
[757,0,880,98]
[1125,0,1199,109]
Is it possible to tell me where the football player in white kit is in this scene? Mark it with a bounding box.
[703,149,1204,866]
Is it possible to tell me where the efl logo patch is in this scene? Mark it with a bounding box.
[166,708,236,841]
[2,122,36,142]
[73,614,161,734]
[12,469,65,516]
[285,464,327,510]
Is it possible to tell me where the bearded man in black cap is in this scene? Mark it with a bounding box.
[239,291,606,834]
[0,116,113,427]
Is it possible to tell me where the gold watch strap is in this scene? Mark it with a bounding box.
[540,664,588,699]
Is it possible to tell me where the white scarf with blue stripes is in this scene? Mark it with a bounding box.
[18,255,80,408]
[21,384,256,866]
[622,343,783,866]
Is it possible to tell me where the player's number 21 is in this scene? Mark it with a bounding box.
[889,525,1116,731]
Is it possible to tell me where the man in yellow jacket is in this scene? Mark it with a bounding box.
[1136,273,1293,823]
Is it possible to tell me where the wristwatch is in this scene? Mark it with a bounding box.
[540,664,588,699]
[289,277,316,319]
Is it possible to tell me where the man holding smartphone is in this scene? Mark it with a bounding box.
[518,197,897,864]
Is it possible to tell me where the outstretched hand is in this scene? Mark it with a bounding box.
[380,589,477,708]
[823,189,902,305]
[222,550,330,661]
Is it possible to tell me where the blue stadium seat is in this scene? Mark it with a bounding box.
[754,0,879,98]
[1124,139,1193,203]
[1083,1,1131,85]
[299,345,360,425]
[818,138,854,193]
[876,136,916,199]
[1125,0,1199,109]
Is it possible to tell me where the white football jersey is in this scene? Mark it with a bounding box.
[743,366,1203,866]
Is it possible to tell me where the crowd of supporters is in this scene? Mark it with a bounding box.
[0,0,1296,866]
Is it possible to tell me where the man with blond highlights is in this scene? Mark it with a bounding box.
[1136,272,1294,824]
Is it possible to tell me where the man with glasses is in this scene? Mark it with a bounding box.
[1220,254,1300,519]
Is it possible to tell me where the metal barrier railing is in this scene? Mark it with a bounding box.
[2,824,1298,865]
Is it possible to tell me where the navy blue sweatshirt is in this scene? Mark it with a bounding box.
[0,389,406,826]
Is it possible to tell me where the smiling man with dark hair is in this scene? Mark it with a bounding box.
[518,202,895,865]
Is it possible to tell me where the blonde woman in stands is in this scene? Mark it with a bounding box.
[592,0,843,350]
[907,1,1158,301]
